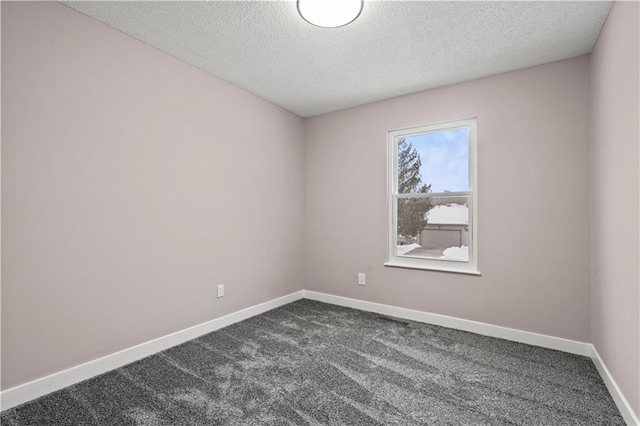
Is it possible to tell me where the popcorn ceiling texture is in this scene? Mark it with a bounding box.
[0,300,625,425]
[61,1,612,117]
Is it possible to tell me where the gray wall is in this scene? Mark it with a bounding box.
[589,1,640,417]
[1,2,305,390]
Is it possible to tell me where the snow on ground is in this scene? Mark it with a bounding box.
[441,245,469,261]
[427,204,468,224]
[397,243,421,255]
[397,243,468,262]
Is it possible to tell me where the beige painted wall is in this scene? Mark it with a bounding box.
[1,2,305,390]
[589,0,640,417]
[304,56,592,342]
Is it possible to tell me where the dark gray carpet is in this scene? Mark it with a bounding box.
[1,299,625,425]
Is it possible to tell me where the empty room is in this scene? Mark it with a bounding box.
[1,0,639,424]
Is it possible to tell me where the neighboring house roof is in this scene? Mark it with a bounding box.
[426,204,468,225]
[430,196,466,206]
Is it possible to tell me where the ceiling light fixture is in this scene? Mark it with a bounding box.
[297,0,363,28]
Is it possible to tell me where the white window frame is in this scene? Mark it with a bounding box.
[385,118,479,275]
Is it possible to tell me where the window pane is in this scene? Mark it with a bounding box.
[399,128,469,193]
[397,195,470,262]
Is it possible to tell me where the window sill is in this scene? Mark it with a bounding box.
[384,261,481,276]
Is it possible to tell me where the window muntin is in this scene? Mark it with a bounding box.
[386,118,478,274]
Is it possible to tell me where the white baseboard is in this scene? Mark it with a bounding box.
[0,290,305,412]
[591,346,640,426]
[303,290,592,356]
[4,289,637,425]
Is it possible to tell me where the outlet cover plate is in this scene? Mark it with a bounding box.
[358,273,366,285]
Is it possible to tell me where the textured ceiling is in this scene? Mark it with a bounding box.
[61,1,613,117]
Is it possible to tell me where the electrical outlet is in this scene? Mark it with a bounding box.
[217,284,224,298]
[358,273,366,285]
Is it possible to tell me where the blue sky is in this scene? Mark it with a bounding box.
[406,128,469,193]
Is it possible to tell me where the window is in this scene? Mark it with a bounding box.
[386,118,479,275]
